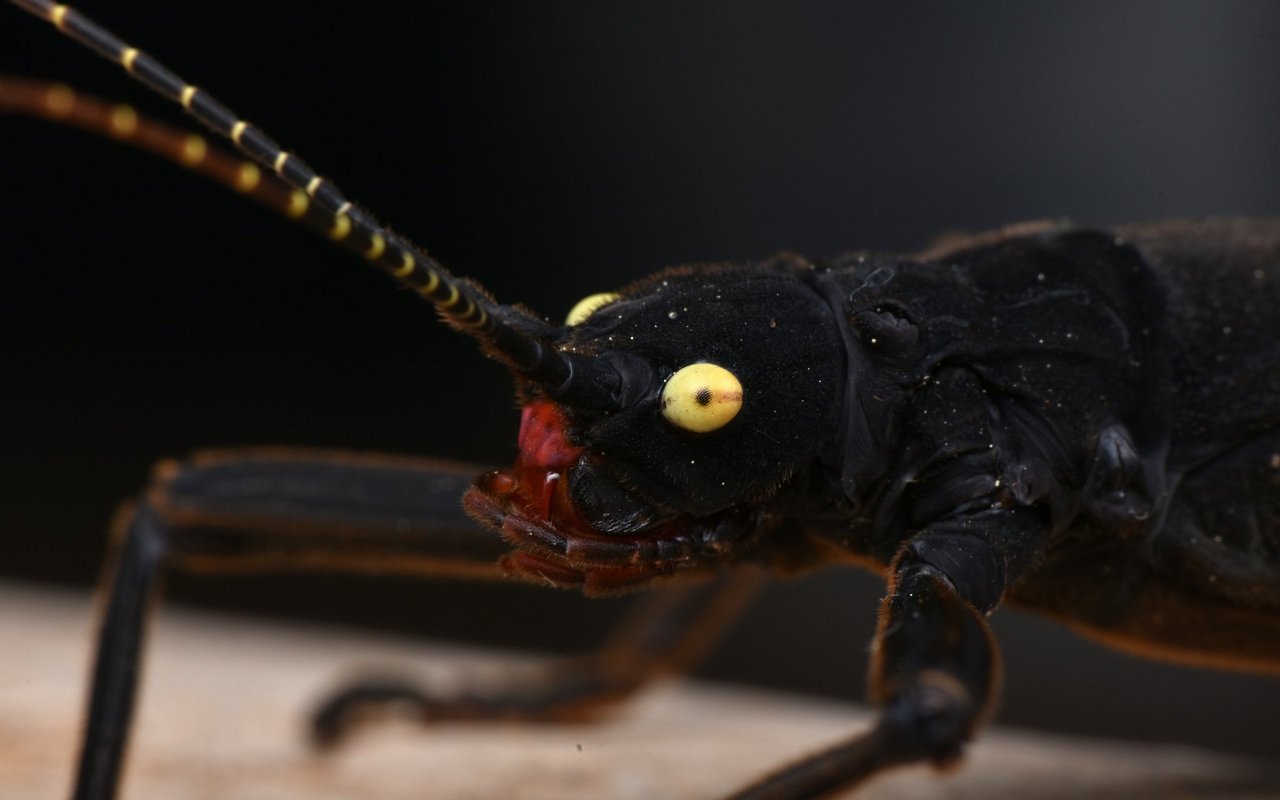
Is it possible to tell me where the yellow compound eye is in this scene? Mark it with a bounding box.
[565,292,621,326]
[660,363,744,433]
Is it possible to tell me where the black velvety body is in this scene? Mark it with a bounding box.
[559,219,1280,668]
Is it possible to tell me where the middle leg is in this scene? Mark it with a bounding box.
[310,567,763,745]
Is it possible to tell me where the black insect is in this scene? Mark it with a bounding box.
[5,2,1280,799]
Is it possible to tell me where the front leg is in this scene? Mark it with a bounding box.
[74,449,509,800]
[729,507,1043,799]
[868,562,998,766]
[73,448,759,800]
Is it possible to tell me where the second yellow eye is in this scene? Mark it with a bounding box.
[565,292,621,326]
[660,362,744,433]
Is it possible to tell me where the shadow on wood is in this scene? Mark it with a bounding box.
[1,582,1276,799]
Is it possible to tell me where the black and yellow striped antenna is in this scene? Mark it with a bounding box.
[0,77,431,279]
[7,0,629,407]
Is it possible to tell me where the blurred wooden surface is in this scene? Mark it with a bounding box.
[1,581,1277,800]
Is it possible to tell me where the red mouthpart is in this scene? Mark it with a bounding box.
[463,401,754,594]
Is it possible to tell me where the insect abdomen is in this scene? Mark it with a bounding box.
[1118,219,1280,608]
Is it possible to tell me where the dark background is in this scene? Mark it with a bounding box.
[2,0,1278,757]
